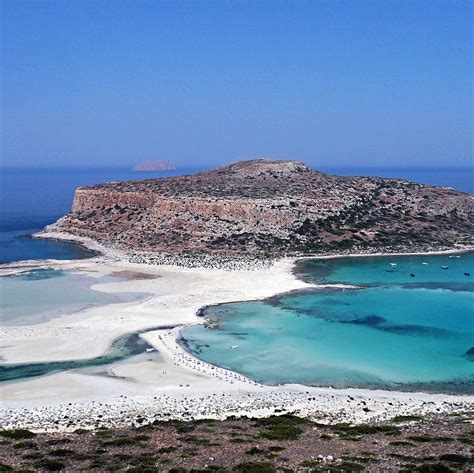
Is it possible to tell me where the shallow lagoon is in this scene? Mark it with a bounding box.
[181,253,474,393]
[0,268,148,326]
[0,268,154,382]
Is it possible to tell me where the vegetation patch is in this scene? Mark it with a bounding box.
[400,463,454,473]
[12,440,37,450]
[0,429,36,440]
[267,445,285,452]
[330,461,365,471]
[392,415,423,423]
[254,414,308,441]
[1,413,473,472]
[33,458,66,471]
[407,435,451,443]
[390,440,415,446]
[438,454,469,464]
[246,447,265,455]
[330,423,401,438]
[158,446,177,454]
[50,448,76,457]
[46,438,72,445]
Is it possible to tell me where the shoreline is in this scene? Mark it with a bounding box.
[33,228,474,268]
[1,231,473,432]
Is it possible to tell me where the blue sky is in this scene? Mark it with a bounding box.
[1,0,472,168]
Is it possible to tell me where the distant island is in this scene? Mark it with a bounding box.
[133,160,176,171]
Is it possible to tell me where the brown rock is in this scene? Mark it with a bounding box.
[51,159,474,256]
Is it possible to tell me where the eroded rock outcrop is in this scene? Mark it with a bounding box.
[50,159,473,256]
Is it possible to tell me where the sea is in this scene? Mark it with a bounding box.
[1,165,473,390]
[182,253,474,393]
[1,165,473,264]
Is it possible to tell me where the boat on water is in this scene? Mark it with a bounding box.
[422,262,428,265]
[389,263,397,267]
[441,266,449,269]
[230,345,239,350]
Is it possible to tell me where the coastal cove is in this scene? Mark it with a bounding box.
[1,242,473,432]
[181,252,474,394]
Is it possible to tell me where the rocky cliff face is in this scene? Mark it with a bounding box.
[51,159,473,256]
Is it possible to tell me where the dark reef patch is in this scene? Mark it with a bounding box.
[342,315,386,326]
[401,282,474,293]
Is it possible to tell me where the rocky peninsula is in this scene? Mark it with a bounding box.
[49,159,473,260]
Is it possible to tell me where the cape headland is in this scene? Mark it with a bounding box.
[49,159,473,257]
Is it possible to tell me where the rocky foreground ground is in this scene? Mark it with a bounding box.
[1,413,473,472]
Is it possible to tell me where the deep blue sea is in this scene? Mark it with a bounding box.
[1,165,472,264]
[0,166,204,263]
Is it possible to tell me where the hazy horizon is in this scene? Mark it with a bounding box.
[2,1,472,169]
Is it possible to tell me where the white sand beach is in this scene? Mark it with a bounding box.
[1,235,473,432]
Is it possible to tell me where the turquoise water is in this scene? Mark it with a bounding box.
[181,253,474,393]
[0,268,159,383]
[0,330,156,383]
[0,268,148,326]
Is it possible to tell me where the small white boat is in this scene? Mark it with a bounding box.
[230,345,240,350]
[146,348,155,352]
[422,262,428,265]
[390,263,397,267]
[441,266,449,269]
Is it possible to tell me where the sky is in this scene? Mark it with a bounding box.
[1,0,472,169]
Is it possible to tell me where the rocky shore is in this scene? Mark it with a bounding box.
[2,412,473,472]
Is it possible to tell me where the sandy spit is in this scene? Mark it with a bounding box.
[0,231,472,432]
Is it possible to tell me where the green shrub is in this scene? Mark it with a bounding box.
[12,440,37,449]
[73,428,88,434]
[34,458,66,471]
[267,446,285,452]
[407,435,450,443]
[254,415,308,441]
[438,454,469,464]
[330,423,400,437]
[392,415,422,423]
[0,429,36,440]
[245,447,264,455]
[50,448,76,457]
[402,463,454,473]
[158,446,177,453]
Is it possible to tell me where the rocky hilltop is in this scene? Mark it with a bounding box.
[51,159,473,257]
